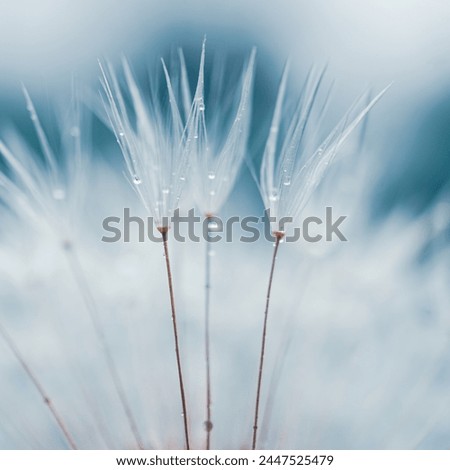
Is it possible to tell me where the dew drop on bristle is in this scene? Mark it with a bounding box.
[70,126,80,137]
[179,176,186,181]
[208,171,216,180]
[283,177,291,186]
[208,220,219,231]
[133,176,142,185]
[162,188,169,194]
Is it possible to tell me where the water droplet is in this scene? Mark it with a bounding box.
[269,193,278,202]
[198,103,205,112]
[194,135,198,139]
[119,131,125,137]
[208,171,215,180]
[179,176,186,181]
[208,220,219,231]
[133,176,142,185]
[70,126,80,137]
[52,188,66,200]
[181,412,185,417]
[283,177,291,186]
[162,188,170,194]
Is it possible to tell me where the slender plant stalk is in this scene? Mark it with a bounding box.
[160,228,190,450]
[204,216,213,449]
[64,243,145,450]
[0,323,77,449]
[252,232,284,450]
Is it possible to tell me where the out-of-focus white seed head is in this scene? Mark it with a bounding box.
[0,87,89,241]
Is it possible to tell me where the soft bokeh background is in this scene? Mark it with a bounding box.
[0,0,449,449]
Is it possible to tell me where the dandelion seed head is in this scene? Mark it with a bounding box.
[174,41,256,217]
[259,65,390,233]
[100,55,190,229]
[0,88,90,240]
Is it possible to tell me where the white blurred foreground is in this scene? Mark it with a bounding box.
[0,151,449,449]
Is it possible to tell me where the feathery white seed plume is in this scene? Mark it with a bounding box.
[180,40,256,216]
[259,65,390,234]
[99,57,190,229]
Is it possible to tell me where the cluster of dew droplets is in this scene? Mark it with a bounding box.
[26,103,37,122]
[207,170,216,199]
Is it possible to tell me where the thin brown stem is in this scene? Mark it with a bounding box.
[0,323,77,449]
[64,244,145,450]
[160,228,190,450]
[204,217,213,449]
[252,232,283,450]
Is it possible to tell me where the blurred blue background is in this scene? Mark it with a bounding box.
[1,0,449,216]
